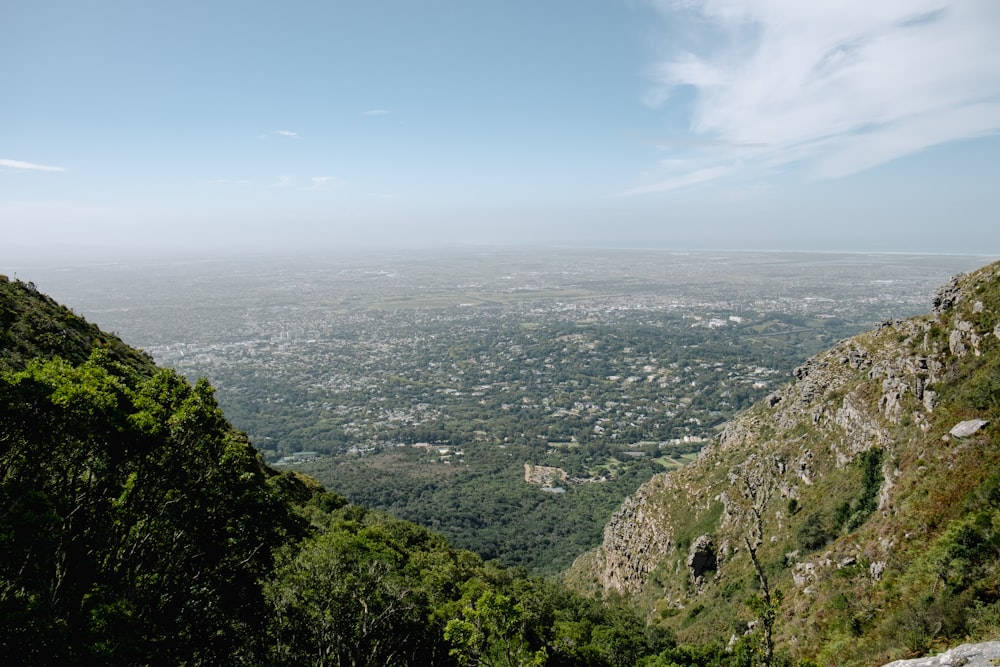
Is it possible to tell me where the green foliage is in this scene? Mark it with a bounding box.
[958,354,1000,413]
[966,599,1000,640]
[889,592,969,656]
[744,589,784,667]
[785,498,799,516]
[444,591,547,667]
[266,518,441,666]
[795,449,884,553]
[264,496,670,666]
[639,641,741,667]
[0,353,301,665]
[930,509,1000,593]
[847,448,884,531]
[796,512,833,551]
[303,442,663,574]
[0,344,666,665]
[0,284,295,662]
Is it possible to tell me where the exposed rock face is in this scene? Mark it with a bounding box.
[880,641,1000,667]
[932,273,964,313]
[590,321,930,596]
[594,476,673,594]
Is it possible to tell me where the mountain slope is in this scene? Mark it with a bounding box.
[0,275,155,375]
[568,260,1000,665]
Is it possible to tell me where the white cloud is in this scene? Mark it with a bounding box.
[0,158,67,172]
[258,130,300,139]
[622,166,730,195]
[362,109,391,116]
[637,0,1000,188]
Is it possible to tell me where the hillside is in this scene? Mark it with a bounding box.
[0,274,155,374]
[567,261,1000,664]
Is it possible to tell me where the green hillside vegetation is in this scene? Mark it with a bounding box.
[300,438,666,574]
[0,275,155,374]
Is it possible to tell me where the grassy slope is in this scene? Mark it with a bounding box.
[0,275,155,374]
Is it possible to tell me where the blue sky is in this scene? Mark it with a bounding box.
[3,0,1000,256]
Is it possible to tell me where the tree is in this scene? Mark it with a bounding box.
[0,354,297,665]
[726,454,783,667]
[444,590,547,667]
[263,508,480,667]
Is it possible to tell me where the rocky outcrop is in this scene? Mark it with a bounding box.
[949,419,989,438]
[594,475,674,594]
[932,273,964,313]
[881,641,1000,667]
[588,312,946,596]
[687,534,717,581]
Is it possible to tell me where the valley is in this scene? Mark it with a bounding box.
[19,247,991,573]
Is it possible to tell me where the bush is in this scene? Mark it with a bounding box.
[960,359,1000,412]
[891,593,968,655]
[797,512,834,552]
[967,599,1000,640]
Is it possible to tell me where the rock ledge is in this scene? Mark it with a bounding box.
[880,641,1000,667]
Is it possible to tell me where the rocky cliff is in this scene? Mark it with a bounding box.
[568,261,1000,666]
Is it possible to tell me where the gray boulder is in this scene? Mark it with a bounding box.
[880,641,1000,666]
[949,419,989,438]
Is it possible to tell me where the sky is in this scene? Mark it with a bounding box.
[2,0,1000,257]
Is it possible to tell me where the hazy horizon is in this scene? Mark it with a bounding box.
[3,242,999,272]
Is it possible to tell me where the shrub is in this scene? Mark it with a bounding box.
[797,512,834,552]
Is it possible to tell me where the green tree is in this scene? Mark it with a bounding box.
[0,353,297,665]
[444,590,547,667]
[266,528,428,666]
